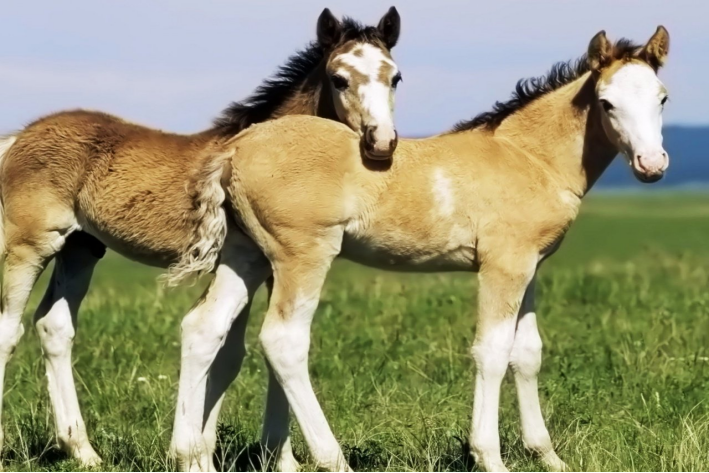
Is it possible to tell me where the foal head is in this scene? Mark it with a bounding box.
[317,7,401,160]
[588,27,670,183]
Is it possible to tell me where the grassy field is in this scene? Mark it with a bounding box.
[3,193,709,471]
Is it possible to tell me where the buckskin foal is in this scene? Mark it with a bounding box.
[217,27,670,471]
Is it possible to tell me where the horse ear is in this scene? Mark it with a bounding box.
[641,25,670,70]
[587,30,612,71]
[377,6,401,49]
[317,8,342,49]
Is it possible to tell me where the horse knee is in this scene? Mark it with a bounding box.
[180,314,231,366]
[0,320,24,359]
[471,333,514,380]
[259,320,310,376]
[510,331,543,378]
[180,297,247,368]
[36,313,75,359]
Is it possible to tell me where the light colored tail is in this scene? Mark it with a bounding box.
[0,136,17,260]
[162,149,232,287]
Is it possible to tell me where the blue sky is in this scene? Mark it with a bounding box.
[0,0,704,136]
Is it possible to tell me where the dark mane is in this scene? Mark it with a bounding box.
[211,18,387,137]
[452,39,642,132]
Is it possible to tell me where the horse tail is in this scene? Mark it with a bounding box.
[0,135,17,260]
[162,148,232,287]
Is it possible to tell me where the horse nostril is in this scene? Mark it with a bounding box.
[635,155,644,169]
[389,130,398,152]
[365,126,377,146]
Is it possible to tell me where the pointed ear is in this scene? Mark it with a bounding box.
[377,6,401,49]
[642,25,670,70]
[317,8,342,49]
[587,30,612,71]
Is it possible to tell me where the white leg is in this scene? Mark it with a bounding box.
[0,239,57,464]
[0,269,29,461]
[470,257,536,472]
[34,236,103,466]
[171,238,268,472]
[509,277,566,471]
[259,259,349,472]
[470,320,516,472]
[261,277,299,472]
[201,301,252,460]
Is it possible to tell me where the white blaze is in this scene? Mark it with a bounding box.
[338,43,397,145]
[598,62,667,172]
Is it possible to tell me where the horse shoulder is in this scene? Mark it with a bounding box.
[230,117,359,231]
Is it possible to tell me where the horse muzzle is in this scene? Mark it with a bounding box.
[363,125,398,160]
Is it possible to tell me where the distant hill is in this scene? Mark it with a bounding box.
[597,126,709,189]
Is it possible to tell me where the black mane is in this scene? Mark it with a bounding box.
[212,18,387,137]
[452,39,641,132]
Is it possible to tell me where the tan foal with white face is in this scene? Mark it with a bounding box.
[0,8,401,472]
[216,27,670,471]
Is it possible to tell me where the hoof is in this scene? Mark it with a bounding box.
[540,450,568,472]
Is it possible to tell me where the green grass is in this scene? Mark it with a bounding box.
[4,192,709,471]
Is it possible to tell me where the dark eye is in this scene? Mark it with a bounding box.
[392,72,402,88]
[600,99,614,112]
[661,96,669,106]
[331,74,349,91]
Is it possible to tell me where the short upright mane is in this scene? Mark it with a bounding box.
[452,39,642,132]
[212,18,388,137]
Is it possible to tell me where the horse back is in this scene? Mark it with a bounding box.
[3,110,218,266]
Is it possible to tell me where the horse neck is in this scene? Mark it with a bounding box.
[201,59,338,141]
[272,61,339,122]
[494,72,617,197]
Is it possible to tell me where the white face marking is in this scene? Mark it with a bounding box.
[598,62,669,178]
[432,169,455,217]
[330,43,398,154]
[339,44,397,129]
[333,69,351,81]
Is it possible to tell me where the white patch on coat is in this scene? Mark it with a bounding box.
[432,168,455,216]
[558,189,580,208]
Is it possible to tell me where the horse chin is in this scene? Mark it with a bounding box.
[364,149,394,161]
[632,169,664,184]
[361,141,393,161]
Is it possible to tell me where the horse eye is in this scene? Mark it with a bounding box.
[600,99,614,112]
[392,72,402,88]
[661,96,669,106]
[331,74,349,91]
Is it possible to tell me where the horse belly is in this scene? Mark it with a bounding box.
[340,226,477,272]
[77,188,192,268]
[78,221,181,268]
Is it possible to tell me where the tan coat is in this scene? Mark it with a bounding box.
[218,28,670,472]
